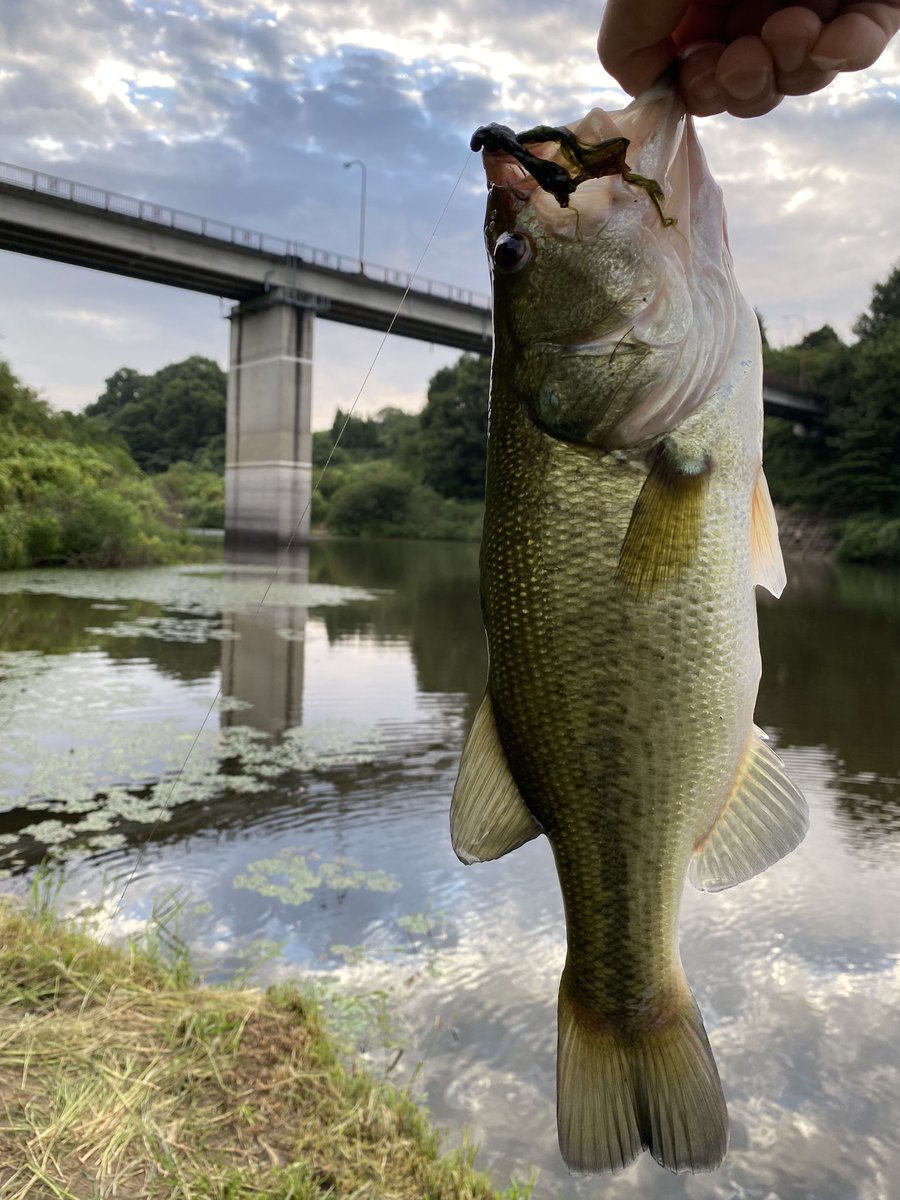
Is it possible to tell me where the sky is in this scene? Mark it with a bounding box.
[0,0,898,429]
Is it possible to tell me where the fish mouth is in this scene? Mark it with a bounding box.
[472,85,690,234]
[470,122,634,209]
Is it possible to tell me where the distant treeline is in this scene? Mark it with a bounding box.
[0,359,195,569]
[761,263,900,563]
[310,353,487,541]
[1,262,898,569]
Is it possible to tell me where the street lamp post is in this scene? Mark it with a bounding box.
[343,159,367,273]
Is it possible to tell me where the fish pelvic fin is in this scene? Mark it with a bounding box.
[615,438,711,594]
[690,727,808,892]
[557,967,728,1175]
[450,692,542,864]
[750,466,787,598]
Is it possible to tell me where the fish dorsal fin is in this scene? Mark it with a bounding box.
[690,728,808,892]
[450,692,542,864]
[751,467,786,598]
[616,438,711,594]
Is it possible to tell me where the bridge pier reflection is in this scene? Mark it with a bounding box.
[219,541,308,735]
[225,289,314,544]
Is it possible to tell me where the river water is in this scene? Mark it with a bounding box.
[0,539,897,1199]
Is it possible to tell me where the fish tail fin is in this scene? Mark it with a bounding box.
[556,966,728,1175]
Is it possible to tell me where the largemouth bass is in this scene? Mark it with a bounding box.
[451,84,808,1176]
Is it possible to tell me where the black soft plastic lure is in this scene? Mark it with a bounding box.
[470,122,674,224]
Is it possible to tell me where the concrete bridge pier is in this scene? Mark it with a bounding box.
[225,288,315,544]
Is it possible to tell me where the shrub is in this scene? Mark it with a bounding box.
[329,464,414,536]
[837,515,900,564]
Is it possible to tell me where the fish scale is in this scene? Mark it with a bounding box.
[451,83,808,1175]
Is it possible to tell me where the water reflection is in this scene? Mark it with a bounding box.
[0,543,898,1199]
[758,558,900,853]
[312,539,486,721]
[220,544,309,734]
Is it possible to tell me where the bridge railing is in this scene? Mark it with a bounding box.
[0,160,491,311]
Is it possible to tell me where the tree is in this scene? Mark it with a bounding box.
[754,309,769,348]
[826,322,900,512]
[0,356,189,568]
[88,367,146,417]
[83,357,226,473]
[799,325,841,350]
[853,263,900,342]
[419,354,489,501]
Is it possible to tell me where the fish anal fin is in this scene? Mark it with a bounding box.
[751,467,786,598]
[557,967,728,1174]
[615,438,711,595]
[690,728,808,892]
[450,692,542,865]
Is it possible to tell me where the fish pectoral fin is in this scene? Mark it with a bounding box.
[690,728,808,892]
[750,466,787,598]
[615,438,711,594]
[450,692,542,864]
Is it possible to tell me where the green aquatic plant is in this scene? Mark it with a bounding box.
[234,848,400,907]
[0,654,383,865]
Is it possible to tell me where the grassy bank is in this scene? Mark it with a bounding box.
[0,896,531,1199]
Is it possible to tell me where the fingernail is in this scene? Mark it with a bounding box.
[777,39,807,74]
[721,68,770,100]
[810,54,849,71]
[680,39,722,60]
[690,72,720,102]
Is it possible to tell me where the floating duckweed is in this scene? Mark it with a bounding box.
[0,566,378,616]
[84,616,241,644]
[396,907,446,940]
[17,819,74,845]
[234,848,400,907]
[82,832,129,851]
[0,719,383,864]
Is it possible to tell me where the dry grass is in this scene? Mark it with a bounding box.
[0,897,532,1199]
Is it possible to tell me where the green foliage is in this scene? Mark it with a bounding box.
[328,463,415,536]
[755,308,769,348]
[837,514,900,564]
[312,378,487,541]
[762,418,829,507]
[313,407,422,473]
[154,461,224,528]
[0,358,191,569]
[799,324,841,350]
[853,262,900,342]
[824,319,900,513]
[318,459,483,541]
[762,334,849,401]
[760,266,900,560]
[84,356,226,474]
[419,353,489,500]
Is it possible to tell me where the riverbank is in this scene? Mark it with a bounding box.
[0,896,531,1199]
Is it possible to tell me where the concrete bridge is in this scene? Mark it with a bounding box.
[0,160,823,541]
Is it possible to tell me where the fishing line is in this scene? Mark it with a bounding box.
[97,147,475,947]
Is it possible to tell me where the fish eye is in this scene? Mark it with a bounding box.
[492,232,532,274]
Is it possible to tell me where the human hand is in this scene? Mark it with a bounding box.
[598,1,900,117]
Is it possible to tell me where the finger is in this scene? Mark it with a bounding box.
[722,0,785,40]
[760,6,837,93]
[761,6,823,74]
[678,42,729,115]
[598,0,689,94]
[715,36,783,116]
[810,5,900,71]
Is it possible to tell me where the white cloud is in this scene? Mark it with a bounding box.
[784,187,814,213]
[0,0,897,397]
[81,59,138,111]
[27,134,65,156]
